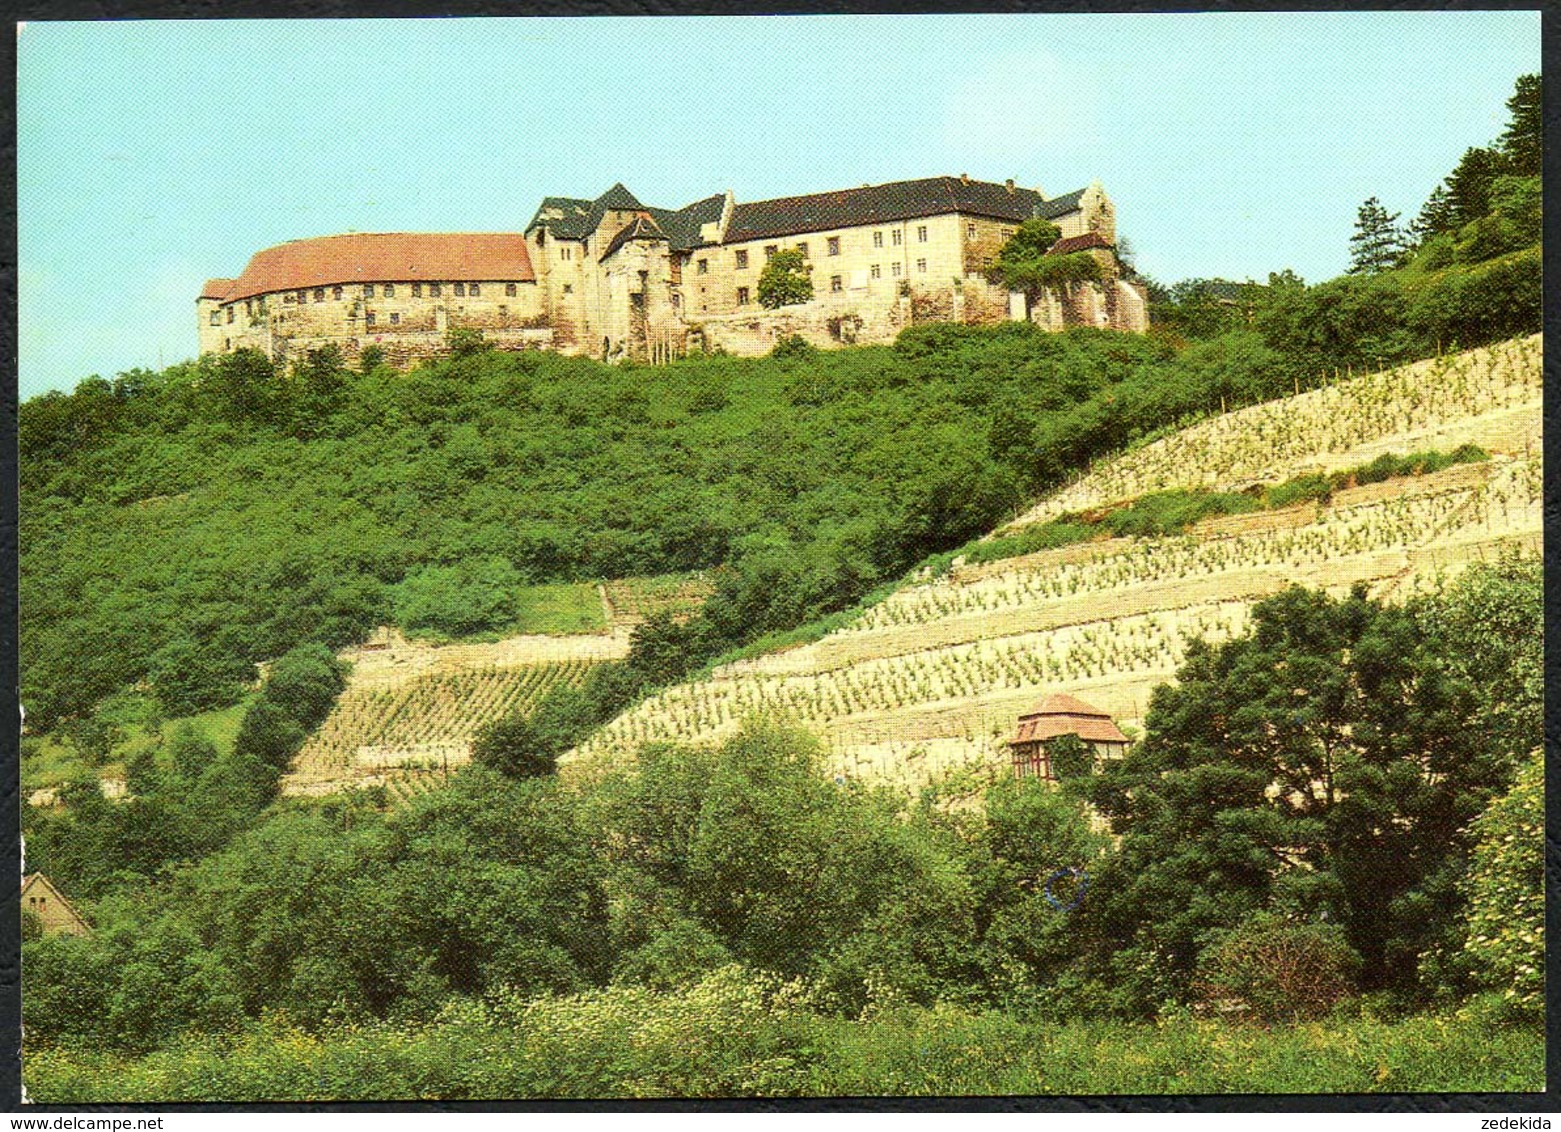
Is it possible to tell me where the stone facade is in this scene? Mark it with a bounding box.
[199,175,1148,368]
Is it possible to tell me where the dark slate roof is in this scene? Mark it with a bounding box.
[526,196,594,239]
[528,178,1090,249]
[648,193,726,252]
[599,213,668,261]
[530,183,703,249]
[721,177,1086,244]
[596,182,644,211]
[1035,187,1086,220]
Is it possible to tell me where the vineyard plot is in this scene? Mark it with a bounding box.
[1007,335,1541,530]
[286,659,594,795]
[566,337,1541,798]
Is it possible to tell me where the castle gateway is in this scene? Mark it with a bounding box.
[198,175,1148,367]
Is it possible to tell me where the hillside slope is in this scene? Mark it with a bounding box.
[565,335,1541,793]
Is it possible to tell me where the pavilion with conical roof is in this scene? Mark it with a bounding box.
[1008,692,1130,779]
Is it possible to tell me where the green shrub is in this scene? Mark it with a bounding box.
[1101,489,1259,538]
[770,334,817,360]
[1262,472,1332,509]
[1422,751,1542,1019]
[1194,914,1361,1023]
[391,557,523,638]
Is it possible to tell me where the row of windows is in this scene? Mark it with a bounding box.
[360,305,514,327]
[729,258,931,306]
[700,224,940,275]
[213,281,522,322]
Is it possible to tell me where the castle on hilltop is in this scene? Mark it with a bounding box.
[198,174,1148,367]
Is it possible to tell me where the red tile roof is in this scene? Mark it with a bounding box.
[1047,232,1113,255]
[200,278,236,300]
[215,232,536,303]
[1010,692,1130,746]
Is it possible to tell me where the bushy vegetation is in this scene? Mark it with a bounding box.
[18,73,1540,1101]
[25,985,1541,1101]
[22,643,346,903]
[22,561,1541,1097]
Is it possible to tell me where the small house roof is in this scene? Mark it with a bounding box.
[599,213,668,261]
[22,872,91,933]
[1010,692,1130,746]
[1047,231,1114,255]
[200,277,236,300]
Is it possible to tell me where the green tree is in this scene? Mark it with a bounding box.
[146,637,251,717]
[1495,73,1541,178]
[1410,184,1455,243]
[757,249,814,309]
[1421,750,1542,1018]
[446,327,491,357]
[232,700,306,772]
[1410,556,1541,770]
[1046,733,1094,781]
[288,344,349,437]
[470,712,557,779]
[263,643,348,731]
[391,557,523,637]
[1443,146,1501,229]
[62,715,124,767]
[166,724,216,779]
[984,219,1103,302]
[1347,197,1405,274]
[1081,585,1516,1010]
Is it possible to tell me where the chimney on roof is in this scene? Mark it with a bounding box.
[1005,178,1015,194]
[960,172,970,185]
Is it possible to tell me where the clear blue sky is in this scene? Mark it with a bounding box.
[18,12,1539,398]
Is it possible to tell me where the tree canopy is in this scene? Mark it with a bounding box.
[757,248,814,309]
[1080,581,1528,1009]
[984,219,1103,299]
[1347,197,1405,274]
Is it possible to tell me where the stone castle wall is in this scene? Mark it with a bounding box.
[201,180,1147,369]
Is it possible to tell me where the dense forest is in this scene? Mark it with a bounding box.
[19,75,1543,1098]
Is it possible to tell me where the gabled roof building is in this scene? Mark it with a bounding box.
[1009,692,1131,780]
[199,173,1146,367]
[22,872,91,937]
